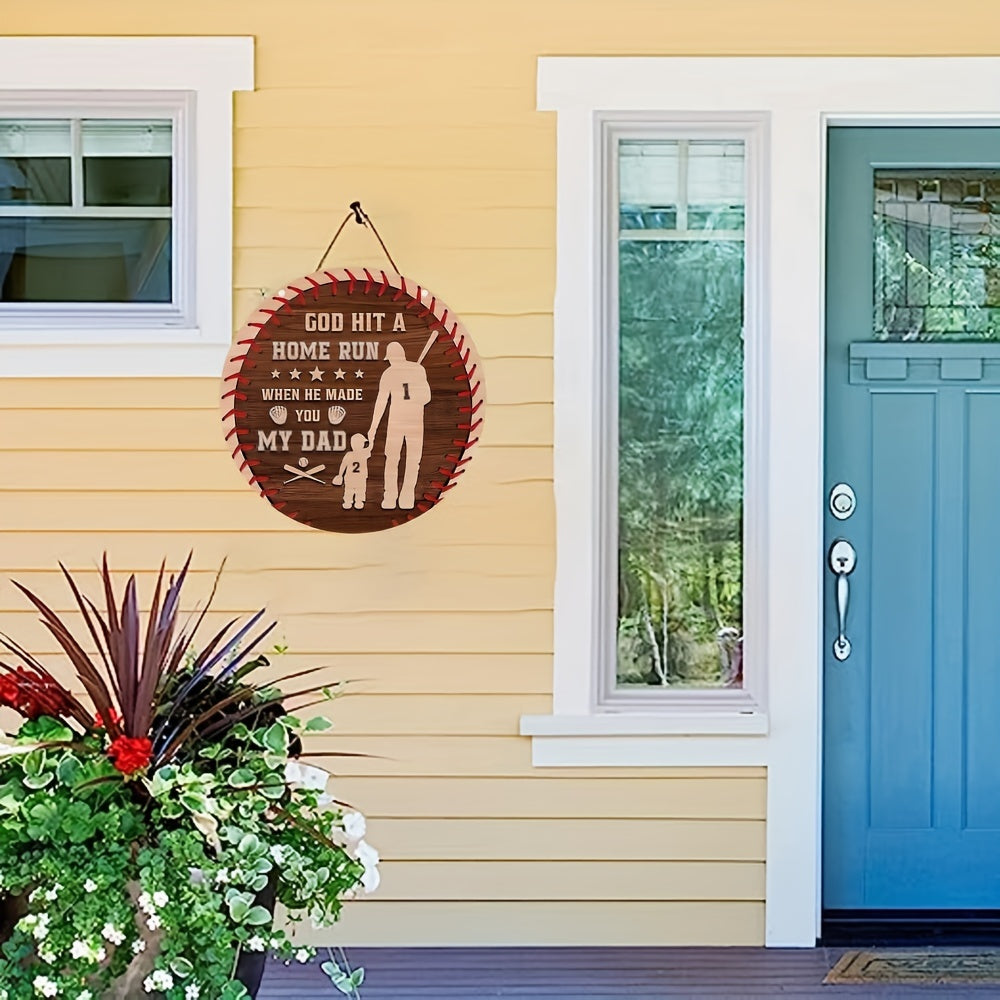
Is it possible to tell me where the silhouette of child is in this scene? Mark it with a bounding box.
[332,433,372,509]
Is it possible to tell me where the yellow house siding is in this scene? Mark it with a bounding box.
[16,0,991,945]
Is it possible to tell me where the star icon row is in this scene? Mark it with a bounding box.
[270,368,365,380]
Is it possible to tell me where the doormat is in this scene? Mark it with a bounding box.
[825,949,1000,984]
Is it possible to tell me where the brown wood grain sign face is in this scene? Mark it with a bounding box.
[222,269,484,533]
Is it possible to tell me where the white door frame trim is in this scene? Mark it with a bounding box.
[538,56,1000,947]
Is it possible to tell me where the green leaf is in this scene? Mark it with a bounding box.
[23,773,53,790]
[227,896,250,922]
[244,905,272,926]
[227,768,256,789]
[19,717,73,743]
[237,832,260,854]
[170,956,194,978]
[262,723,288,755]
[304,717,333,732]
[56,754,82,785]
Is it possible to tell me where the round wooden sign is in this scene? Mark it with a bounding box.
[222,269,484,533]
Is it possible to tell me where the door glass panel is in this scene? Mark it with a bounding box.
[616,138,745,689]
[874,169,1000,340]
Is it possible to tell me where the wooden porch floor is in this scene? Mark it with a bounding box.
[257,947,1000,997]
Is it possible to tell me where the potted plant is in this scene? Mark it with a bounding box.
[0,557,376,1000]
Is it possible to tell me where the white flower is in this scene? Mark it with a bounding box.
[354,839,381,894]
[246,935,266,952]
[32,976,58,997]
[294,947,312,963]
[185,986,200,1000]
[146,913,162,931]
[71,939,106,962]
[137,891,154,915]
[37,949,57,965]
[152,890,168,908]
[83,879,97,893]
[132,938,146,954]
[341,811,366,844]
[101,923,125,946]
[143,969,174,992]
[269,844,287,865]
[77,993,93,1000]
[214,868,229,885]
[43,883,61,902]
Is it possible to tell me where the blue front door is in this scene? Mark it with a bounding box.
[824,127,1000,910]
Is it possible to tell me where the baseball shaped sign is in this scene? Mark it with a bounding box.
[222,269,484,533]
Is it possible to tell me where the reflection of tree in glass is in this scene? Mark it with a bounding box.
[617,236,744,688]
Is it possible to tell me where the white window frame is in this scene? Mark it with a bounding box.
[523,54,1000,949]
[0,93,193,331]
[0,37,253,377]
[596,116,767,715]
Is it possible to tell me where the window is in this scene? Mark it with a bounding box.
[614,136,746,696]
[0,37,253,377]
[523,107,766,735]
[0,107,186,322]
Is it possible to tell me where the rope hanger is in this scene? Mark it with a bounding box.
[315,201,400,274]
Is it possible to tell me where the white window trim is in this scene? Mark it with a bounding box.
[525,55,1000,948]
[0,36,254,377]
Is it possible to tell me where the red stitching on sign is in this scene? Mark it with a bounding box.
[305,275,321,299]
[273,296,292,307]
[378,271,389,296]
[273,501,287,510]
[363,268,374,293]
[247,323,268,330]
[237,338,257,345]
[220,389,248,402]
[224,372,244,382]
[345,269,357,294]
[262,488,280,498]
[288,285,304,300]
[459,399,483,416]
[324,271,339,294]
[222,408,247,421]
[458,419,483,433]
[392,277,407,301]
[229,354,251,363]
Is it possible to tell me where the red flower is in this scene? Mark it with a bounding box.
[108,735,153,775]
[0,669,74,721]
[93,706,122,729]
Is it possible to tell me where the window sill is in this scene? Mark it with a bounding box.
[0,336,231,378]
[520,712,768,767]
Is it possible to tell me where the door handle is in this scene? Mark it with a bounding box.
[829,539,857,661]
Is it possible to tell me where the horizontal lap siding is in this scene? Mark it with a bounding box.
[0,0,812,945]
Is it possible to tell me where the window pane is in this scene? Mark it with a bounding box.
[0,120,71,205]
[82,119,172,207]
[616,138,745,690]
[84,157,171,207]
[874,169,1000,340]
[0,218,171,302]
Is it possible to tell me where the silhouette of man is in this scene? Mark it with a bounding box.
[367,341,431,509]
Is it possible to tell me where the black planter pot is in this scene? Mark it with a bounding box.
[233,874,278,996]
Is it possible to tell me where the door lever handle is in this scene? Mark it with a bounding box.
[829,539,857,661]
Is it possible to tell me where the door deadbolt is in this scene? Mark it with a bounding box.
[829,483,856,520]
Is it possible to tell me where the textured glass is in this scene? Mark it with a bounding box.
[617,139,745,689]
[0,218,171,302]
[874,170,1000,340]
